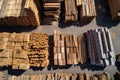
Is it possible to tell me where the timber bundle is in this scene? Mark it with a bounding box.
[43,0,61,23]
[0,0,41,27]
[64,0,96,22]
[0,33,49,70]
[0,28,115,70]
[7,72,112,80]
[108,0,120,20]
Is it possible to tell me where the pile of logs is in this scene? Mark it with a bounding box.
[29,33,49,67]
[108,0,120,20]
[64,0,78,22]
[86,28,115,66]
[76,0,96,22]
[7,72,112,80]
[65,35,78,65]
[54,30,66,66]
[43,1,61,23]
[0,0,41,27]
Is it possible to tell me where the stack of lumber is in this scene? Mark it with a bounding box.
[7,72,111,80]
[78,0,96,22]
[108,0,120,20]
[29,33,49,67]
[77,34,87,64]
[64,0,78,22]
[86,28,115,66]
[0,0,41,27]
[12,50,29,70]
[53,30,66,66]
[43,1,60,23]
[65,35,78,65]
[0,33,13,67]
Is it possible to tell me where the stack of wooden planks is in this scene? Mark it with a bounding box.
[108,0,120,20]
[29,33,49,67]
[86,28,115,66]
[78,0,96,22]
[54,30,66,66]
[77,34,87,64]
[0,0,41,27]
[43,1,61,23]
[64,0,78,22]
[65,35,78,65]
[7,72,111,80]
[12,50,29,70]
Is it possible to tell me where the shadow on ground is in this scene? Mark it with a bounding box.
[0,26,37,32]
[95,0,120,28]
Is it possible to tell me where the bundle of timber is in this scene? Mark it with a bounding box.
[0,33,30,69]
[86,28,115,66]
[77,0,96,22]
[12,50,29,70]
[29,33,49,67]
[7,72,112,80]
[64,0,78,22]
[77,34,87,64]
[0,0,41,27]
[43,1,61,23]
[53,30,66,66]
[65,35,78,65]
[108,0,120,20]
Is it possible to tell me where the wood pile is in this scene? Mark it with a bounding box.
[77,35,87,64]
[7,72,112,80]
[65,35,78,65]
[108,0,120,20]
[43,1,61,23]
[78,0,96,22]
[86,28,115,66]
[64,0,78,22]
[0,0,41,27]
[53,30,66,66]
[12,50,29,70]
[29,33,49,67]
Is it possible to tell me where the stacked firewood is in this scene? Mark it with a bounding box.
[108,0,120,20]
[0,0,41,27]
[65,35,78,65]
[43,1,61,23]
[77,35,87,64]
[29,33,49,67]
[77,0,96,22]
[53,30,66,66]
[86,28,115,66]
[7,72,112,80]
[64,0,78,22]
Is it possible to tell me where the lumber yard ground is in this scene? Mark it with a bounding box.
[0,0,120,79]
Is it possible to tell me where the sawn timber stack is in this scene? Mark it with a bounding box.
[0,0,41,27]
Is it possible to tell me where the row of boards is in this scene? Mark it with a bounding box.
[0,27,115,70]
